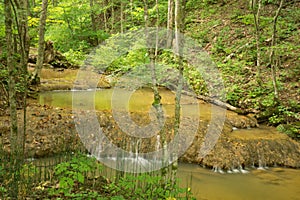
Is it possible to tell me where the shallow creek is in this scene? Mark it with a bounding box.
[39,88,208,116]
[178,163,300,200]
[39,89,300,200]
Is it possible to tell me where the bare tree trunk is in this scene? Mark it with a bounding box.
[13,33,18,55]
[130,0,133,22]
[19,0,29,161]
[143,0,168,183]
[13,0,30,69]
[269,0,284,102]
[111,0,114,32]
[90,0,99,45]
[172,0,185,187]
[5,0,18,161]
[167,0,174,48]
[252,0,262,86]
[8,0,30,162]
[103,0,108,31]
[31,0,48,84]
[120,0,124,33]
[5,0,20,198]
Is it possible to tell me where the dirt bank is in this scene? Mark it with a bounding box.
[1,102,299,169]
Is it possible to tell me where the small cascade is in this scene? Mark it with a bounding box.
[230,158,241,173]
[239,165,249,174]
[257,150,267,170]
[154,134,162,169]
[129,141,133,158]
[257,159,267,170]
[212,166,225,174]
[231,168,240,173]
[156,135,161,151]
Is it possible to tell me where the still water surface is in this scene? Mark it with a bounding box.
[39,90,300,200]
[178,163,300,200]
[39,89,210,116]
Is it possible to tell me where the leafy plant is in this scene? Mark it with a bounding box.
[277,124,300,140]
[49,153,102,197]
[63,49,86,66]
[269,105,300,125]
[0,186,7,197]
[106,174,195,199]
[0,166,6,196]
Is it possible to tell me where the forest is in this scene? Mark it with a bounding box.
[0,0,299,199]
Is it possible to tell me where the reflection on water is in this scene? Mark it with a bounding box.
[178,163,300,200]
[39,88,212,117]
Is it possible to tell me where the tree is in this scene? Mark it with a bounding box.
[30,0,49,85]
[4,0,29,198]
[90,0,99,45]
[4,0,20,198]
[269,0,284,102]
[167,0,174,48]
[251,0,263,86]
[171,0,186,187]
[251,0,285,104]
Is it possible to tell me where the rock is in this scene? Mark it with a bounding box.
[0,103,299,170]
[226,112,258,128]
[97,75,111,88]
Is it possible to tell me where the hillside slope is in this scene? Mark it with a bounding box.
[185,0,299,138]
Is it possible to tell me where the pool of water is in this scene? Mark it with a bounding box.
[39,88,215,118]
[178,163,300,200]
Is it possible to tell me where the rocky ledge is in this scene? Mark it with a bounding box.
[1,103,299,169]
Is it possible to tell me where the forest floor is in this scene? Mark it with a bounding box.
[183,0,300,139]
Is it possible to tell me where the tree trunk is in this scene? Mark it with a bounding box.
[111,0,114,32]
[252,0,262,86]
[103,0,108,31]
[90,0,99,45]
[5,0,18,161]
[120,0,124,33]
[172,0,186,187]
[269,0,284,102]
[143,0,168,183]
[18,0,30,161]
[15,0,30,69]
[31,0,48,85]
[5,0,20,198]
[167,0,174,48]
[130,0,133,22]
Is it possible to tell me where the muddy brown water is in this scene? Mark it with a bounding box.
[39,89,300,200]
[39,88,208,116]
[178,163,300,200]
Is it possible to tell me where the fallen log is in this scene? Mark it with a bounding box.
[164,81,246,114]
[195,94,246,114]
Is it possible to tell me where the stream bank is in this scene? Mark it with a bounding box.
[1,88,300,170]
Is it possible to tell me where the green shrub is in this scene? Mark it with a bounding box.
[277,123,300,140]
[49,153,102,197]
[106,174,195,199]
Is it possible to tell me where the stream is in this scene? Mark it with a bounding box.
[39,89,300,200]
[178,163,300,200]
